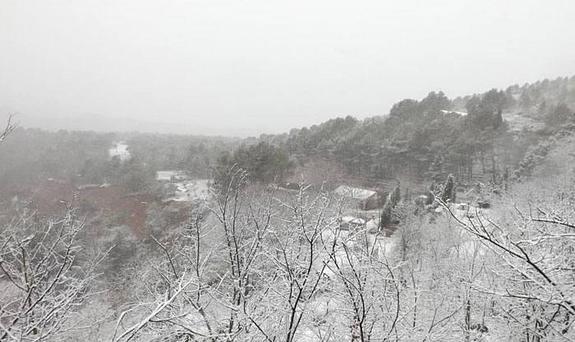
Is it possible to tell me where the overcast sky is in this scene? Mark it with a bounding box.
[1,0,574,136]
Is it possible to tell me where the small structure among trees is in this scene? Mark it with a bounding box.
[333,185,380,210]
[156,170,187,182]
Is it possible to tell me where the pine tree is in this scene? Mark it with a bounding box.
[440,174,456,203]
[380,185,401,230]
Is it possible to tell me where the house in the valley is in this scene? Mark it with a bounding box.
[156,170,187,182]
[109,141,131,162]
[333,185,380,210]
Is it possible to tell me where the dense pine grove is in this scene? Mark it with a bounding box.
[254,76,575,187]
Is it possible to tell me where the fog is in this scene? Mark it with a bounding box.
[1,0,574,136]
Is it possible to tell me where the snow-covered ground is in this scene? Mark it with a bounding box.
[320,226,397,279]
[167,179,212,202]
[109,141,131,161]
[505,112,545,132]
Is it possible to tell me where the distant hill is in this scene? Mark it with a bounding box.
[257,75,575,189]
[3,76,574,192]
[4,111,246,138]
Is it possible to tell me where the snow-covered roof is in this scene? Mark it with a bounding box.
[156,170,186,181]
[108,141,131,161]
[334,185,377,201]
[441,110,468,116]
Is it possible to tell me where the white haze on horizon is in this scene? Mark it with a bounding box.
[1,0,574,137]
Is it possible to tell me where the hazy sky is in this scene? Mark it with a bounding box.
[1,0,574,136]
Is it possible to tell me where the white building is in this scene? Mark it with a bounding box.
[108,141,131,161]
[156,170,187,182]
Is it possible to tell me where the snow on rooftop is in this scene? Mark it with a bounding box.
[109,141,131,161]
[156,170,186,181]
[441,110,468,116]
[334,185,376,201]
